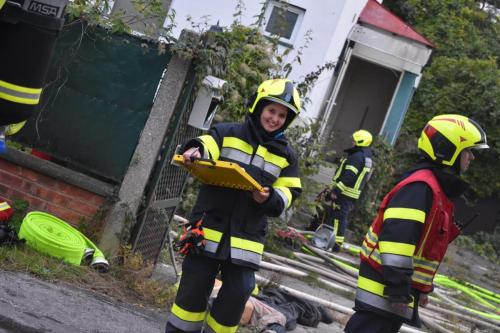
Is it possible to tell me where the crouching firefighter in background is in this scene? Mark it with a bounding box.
[166,79,302,333]
[311,130,373,252]
[0,0,68,151]
[344,114,489,333]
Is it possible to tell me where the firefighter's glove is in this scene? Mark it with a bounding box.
[176,219,205,255]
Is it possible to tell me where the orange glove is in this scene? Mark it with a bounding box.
[176,219,206,255]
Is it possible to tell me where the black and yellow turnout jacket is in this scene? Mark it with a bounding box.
[183,116,302,270]
[332,146,373,200]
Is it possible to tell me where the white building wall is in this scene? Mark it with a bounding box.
[167,0,369,120]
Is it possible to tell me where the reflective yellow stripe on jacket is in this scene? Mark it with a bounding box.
[221,137,253,164]
[273,176,301,209]
[199,135,220,160]
[0,80,42,105]
[203,227,223,254]
[230,236,264,266]
[356,275,413,320]
[333,157,373,199]
[251,146,289,178]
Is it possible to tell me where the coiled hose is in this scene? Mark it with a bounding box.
[19,211,109,272]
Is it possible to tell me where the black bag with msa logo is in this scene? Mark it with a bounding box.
[0,0,67,126]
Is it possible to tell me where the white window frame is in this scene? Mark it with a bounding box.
[263,1,305,45]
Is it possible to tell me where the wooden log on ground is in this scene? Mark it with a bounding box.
[255,274,427,333]
[303,244,358,278]
[264,252,357,288]
[260,261,308,278]
[294,256,358,288]
[433,290,500,328]
[293,251,325,264]
[425,303,500,332]
[420,315,454,333]
[261,259,353,293]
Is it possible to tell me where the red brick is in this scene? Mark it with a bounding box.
[20,181,36,195]
[66,199,99,217]
[0,185,12,200]
[5,187,47,211]
[91,195,106,207]
[21,168,59,189]
[56,182,102,203]
[0,170,24,189]
[19,168,39,182]
[45,203,89,226]
[0,159,21,176]
[32,186,69,206]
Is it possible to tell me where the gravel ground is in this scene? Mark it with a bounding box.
[0,270,167,333]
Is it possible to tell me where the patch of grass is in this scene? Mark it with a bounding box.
[9,199,29,232]
[1,202,176,309]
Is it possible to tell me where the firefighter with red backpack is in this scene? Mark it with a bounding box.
[344,114,489,333]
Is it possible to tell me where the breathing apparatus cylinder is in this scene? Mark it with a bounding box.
[0,0,68,126]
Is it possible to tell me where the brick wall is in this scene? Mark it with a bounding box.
[0,159,106,226]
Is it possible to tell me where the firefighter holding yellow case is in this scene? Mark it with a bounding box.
[166,79,302,333]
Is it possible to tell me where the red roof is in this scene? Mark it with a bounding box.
[359,0,434,48]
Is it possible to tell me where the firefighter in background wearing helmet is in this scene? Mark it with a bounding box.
[344,114,489,333]
[311,129,374,252]
[165,79,302,333]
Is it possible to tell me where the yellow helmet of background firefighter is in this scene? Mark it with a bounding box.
[248,79,301,129]
[418,114,488,166]
[353,130,373,147]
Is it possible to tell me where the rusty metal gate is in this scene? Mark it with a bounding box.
[131,70,202,263]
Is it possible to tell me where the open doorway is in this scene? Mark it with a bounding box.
[323,56,400,161]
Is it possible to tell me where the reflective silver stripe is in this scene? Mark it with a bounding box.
[274,188,289,212]
[366,228,378,245]
[414,257,439,271]
[263,161,281,178]
[231,248,262,266]
[412,271,434,285]
[370,248,382,263]
[0,85,41,104]
[204,240,219,254]
[251,155,282,177]
[220,147,252,164]
[202,148,209,159]
[361,242,371,257]
[365,157,373,168]
[356,289,413,320]
[381,253,413,269]
[168,313,204,331]
[251,154,265,169]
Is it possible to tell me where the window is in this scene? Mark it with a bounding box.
[263,1,305,45]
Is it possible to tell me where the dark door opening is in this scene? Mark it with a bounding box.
[323,56,400,160]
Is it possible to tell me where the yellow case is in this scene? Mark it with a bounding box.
[172,154,264,192]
